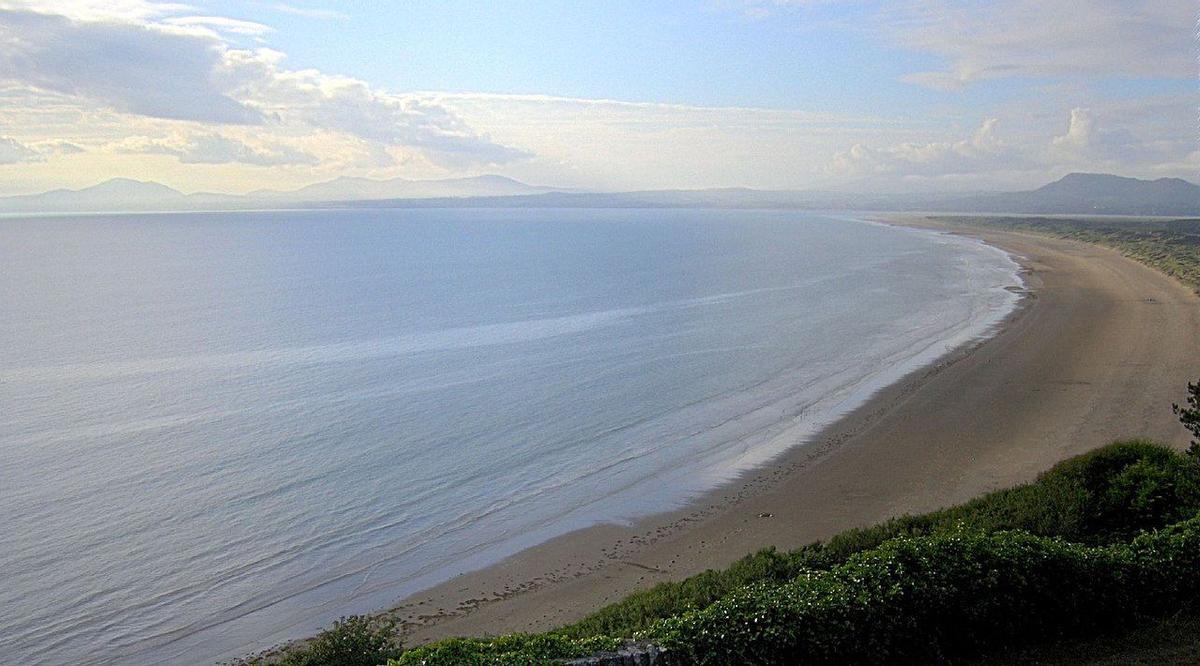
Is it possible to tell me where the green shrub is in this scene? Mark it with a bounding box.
[559,546,809,640]
[643,515,1200,664]
[277,615,404,666]
[391,633,621,666]
[1175,379,1200,458]
[1101,456,1200,537]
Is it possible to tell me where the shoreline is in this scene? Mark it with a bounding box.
[369,216,1200,648]
[237,215,1199,661]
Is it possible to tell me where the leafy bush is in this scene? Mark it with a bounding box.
[558,545,805,640]
[643,516,1200,664]
[277,615,404,666]
[391,633,621,666]
[1175,379,1200,458]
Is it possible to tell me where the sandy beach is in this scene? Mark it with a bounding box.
[390,218,1200,644]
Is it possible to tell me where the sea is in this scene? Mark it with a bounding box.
[0,208,1022,664]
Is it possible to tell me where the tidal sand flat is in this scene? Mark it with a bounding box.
[0,210,1022,664]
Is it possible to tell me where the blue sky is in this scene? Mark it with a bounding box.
[0,1,1194,194]
[238,2,920,108]
[207,1,1054,115]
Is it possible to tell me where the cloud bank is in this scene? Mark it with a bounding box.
[889,0,1195,89]
[827,118,1021,178]
[0,2,528,169]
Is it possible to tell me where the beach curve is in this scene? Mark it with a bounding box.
[383,217,1200,647]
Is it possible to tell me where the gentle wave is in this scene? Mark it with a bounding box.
[1,308,642,383]
[1,284,825,386]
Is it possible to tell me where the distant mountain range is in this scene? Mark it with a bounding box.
[325,173,1200,216]
[2,172,1197,216]
[1,178,188,213]
[945,173,1200,216]
[243,174,557,202]
[0,175,560,214]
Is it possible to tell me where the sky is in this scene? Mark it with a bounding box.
[0,0,1195,195]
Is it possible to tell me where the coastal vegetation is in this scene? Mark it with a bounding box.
[275,616,404,666]
[643,515,1200,664]
[930,215,1200,294]
[1175,379,1200,458]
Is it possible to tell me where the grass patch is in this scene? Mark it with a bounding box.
[389,634,621,666]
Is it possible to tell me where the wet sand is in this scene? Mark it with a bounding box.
[389,219,1200,643]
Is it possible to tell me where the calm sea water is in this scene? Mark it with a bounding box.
[0,209,1020,664]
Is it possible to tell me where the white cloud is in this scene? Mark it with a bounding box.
[0,136,87,163]
[0,136,40,164]
[218,50,532,167]
[35,140,86,155]
[824,103,1199,188]
[713,0,857,21]
[164,16,275,37]
[0,4,529,168]
[1048,106,1185,169]
[0,9,264,123]
[1051,108,1097,153]
[0,0,190,22]
[827,117,1023,177]
[271,3,347,20]
[123,133,320,166]
[890,0,1196,88]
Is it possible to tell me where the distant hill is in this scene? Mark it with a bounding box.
[1,172,1195,216]
[945,173,1200,216]
[0,178,189,213]
[247,174,556,202]
[0,175,560,213]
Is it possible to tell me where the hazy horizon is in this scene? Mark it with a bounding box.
[0,1,1195,197]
